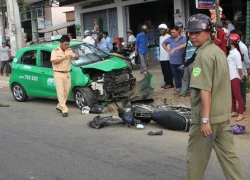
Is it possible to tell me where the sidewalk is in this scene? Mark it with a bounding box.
[0,75,10,89]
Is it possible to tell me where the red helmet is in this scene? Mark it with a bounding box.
[228,33,240,44]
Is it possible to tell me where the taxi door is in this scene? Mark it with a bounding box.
[17,50,42,96]
[36,50,57,98]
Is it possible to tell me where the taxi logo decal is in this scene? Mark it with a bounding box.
[193,67,201,77]
[47,78,55,86]
[13,58,18,63]
[23,65,31,69]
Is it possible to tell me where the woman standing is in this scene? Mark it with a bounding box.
[227,33,245,121]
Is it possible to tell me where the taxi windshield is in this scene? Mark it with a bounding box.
[70,43,111,67]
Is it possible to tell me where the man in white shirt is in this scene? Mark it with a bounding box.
[0,42,11,77]
[82,30,95,45]
[82,30,96,54]
[231,29,250,111]
[158,24,173,89]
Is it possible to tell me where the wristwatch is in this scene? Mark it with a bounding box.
[200,118,209,124]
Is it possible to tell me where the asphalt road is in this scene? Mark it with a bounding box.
[0,87,249,180]
[1,63,250,180]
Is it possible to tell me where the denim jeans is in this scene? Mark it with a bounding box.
[180,64,193,95]
[170,64,183,91]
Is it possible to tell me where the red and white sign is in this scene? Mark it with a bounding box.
[196,0,214,9]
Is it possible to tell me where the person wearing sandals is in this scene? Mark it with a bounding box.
[135,25,150,75]
[158,23,173,89]
[230,29,250,112]
[227,33,245,122]
[162,23,186,94]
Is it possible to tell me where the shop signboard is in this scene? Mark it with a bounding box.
[246,1,250,44]
[37,17,45,29]
[196,0,214,9]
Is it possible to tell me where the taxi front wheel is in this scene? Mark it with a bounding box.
[74,87,95,109]
[12,83,28,102]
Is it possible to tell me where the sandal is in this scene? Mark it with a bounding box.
[174,91,180,95]
[235,116,245,122]
[164,85,174,89]
[231,112,238,117]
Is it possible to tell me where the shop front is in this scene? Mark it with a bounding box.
[189,0,249,43]
[61,0,186,45]
[125,0,174,46]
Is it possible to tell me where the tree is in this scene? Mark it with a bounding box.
[215,0,221,22]
[16,0,29,11]
[0,0,7,41]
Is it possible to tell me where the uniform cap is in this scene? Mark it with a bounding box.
[186,14,212,32]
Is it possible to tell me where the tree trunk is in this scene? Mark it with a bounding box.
[1,0,6,42]
[215,0,221,22]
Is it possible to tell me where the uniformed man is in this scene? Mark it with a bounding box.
[50,35,79,117]
[186,14,245,180]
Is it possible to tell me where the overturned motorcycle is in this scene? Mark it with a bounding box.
[89,103,191,132]
[132,104,191,132]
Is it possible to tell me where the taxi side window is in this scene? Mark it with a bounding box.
[41,51,52,68]
[21,50,37,66]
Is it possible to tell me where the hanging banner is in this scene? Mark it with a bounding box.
[196,0,215,9]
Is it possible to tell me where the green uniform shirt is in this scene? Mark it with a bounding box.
[190,39,231,124]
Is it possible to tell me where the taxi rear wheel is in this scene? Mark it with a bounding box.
[74,87,95,109]
[12,83,28,102]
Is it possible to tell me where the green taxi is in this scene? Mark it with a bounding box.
[9,40,136,108]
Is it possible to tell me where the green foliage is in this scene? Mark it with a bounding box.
[0,0,28,11]
[247,76,250,93]
[17,0,29,11]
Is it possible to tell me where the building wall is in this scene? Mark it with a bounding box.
[51,6,74,35]
[173,0,186,26]
[73,0,181,40]
[66,12,75,22]
[44,7,52,28]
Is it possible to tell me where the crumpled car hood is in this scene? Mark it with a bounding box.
[80,56,127,72]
